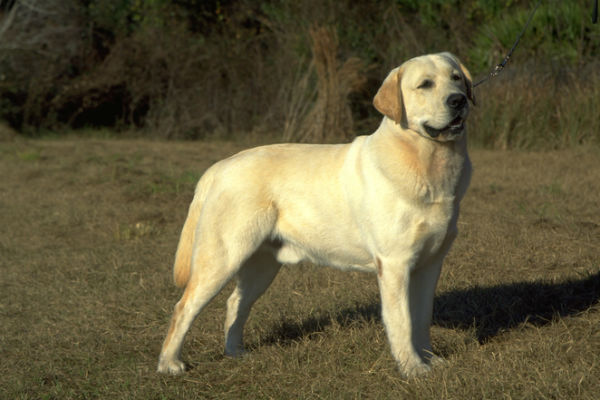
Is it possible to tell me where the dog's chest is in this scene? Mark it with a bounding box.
[411,200,455,251]
[410,151,470,255]
[413,147,468,204]
[386,151,469,256]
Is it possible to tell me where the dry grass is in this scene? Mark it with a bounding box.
[1,137,599,399]
[469,63,600,149]
[282,26,367,143]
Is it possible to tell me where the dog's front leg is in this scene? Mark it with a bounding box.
[408,259,443,364]
[409,230,457,364]
[376,257,430,377]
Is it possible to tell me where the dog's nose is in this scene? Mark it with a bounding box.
[446,93,467,110]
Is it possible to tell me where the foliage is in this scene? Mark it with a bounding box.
[86,0,170,34]
[0,0,598,147]
[469,0,600,71]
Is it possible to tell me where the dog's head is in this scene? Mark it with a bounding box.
[373,52,475,142]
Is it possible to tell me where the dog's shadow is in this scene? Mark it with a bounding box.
[257,270,600,348]
[433,270,600,342]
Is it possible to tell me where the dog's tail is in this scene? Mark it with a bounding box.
[173,168,215,288]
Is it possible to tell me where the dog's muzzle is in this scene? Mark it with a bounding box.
[446,93,467,111]
[424,93,468,138]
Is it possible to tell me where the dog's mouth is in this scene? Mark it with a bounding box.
[423,115,465,138]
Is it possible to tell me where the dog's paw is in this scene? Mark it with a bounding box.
[428,354,446,367]
[401,360,432,378]
[157,357,186,375]
[224,347,245,358]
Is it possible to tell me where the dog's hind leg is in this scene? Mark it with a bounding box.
[224,248,281,356]
[157,252,239,374]
[157,197,278,375]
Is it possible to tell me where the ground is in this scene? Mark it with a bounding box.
[1,137,599,399]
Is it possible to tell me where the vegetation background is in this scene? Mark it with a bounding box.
[0,0,599,147]
[1,1,599,399]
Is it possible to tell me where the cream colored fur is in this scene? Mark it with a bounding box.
[157,52,474,377]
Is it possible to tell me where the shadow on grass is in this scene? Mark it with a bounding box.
[434,270,600,342]
[257,270,600,347]
[256,302,380,349]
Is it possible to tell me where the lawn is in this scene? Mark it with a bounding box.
[1,137,598,399]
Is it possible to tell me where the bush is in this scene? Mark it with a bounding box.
[282,26,367,143]
[469,61,600,149]
[469,0,600,72]
[0,0,87,131]
[0,0,598,148]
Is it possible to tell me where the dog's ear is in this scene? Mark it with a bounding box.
[373,67,404,123]
[458,60,476,106]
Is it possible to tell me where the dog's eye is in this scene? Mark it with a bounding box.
[451,74,461,81]
[418,79,434,89]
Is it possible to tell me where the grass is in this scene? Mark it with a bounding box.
[1,137,599,399]
[468,62,600,150]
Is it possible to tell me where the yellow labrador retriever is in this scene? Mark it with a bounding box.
[158,52,474,377]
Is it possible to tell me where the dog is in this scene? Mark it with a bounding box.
[157,52,474,377]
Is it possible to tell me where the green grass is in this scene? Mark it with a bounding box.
[1,138,599,399]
